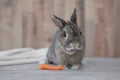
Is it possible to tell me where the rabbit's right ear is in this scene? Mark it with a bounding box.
[51,15,67,29]
[70,8,77,24]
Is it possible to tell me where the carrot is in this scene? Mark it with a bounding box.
[38,64,64,70]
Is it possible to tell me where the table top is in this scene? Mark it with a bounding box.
[0,58,120,80]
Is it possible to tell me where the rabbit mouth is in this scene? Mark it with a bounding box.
[66,47,83,51]
[65,49,77,55]
[65,47,83,55]
[58,41,83,55]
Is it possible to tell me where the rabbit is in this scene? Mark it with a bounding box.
[46,8,85,69]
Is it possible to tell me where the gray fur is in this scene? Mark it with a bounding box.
[46,8,85,69]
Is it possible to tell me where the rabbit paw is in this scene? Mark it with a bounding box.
[71,64,81,69]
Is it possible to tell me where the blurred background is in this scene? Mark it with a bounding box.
[0,0,120,57]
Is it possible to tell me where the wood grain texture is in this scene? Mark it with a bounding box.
[85,0,97,57]
[12,0,23,48]
[0,0,13,50]
[85,0,120,57]
[0,0,120,57]
[93,0,120,57]
[33,0,44,48]
[114,0,120,57]
[22,12,34,48]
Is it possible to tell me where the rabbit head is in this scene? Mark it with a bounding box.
[51,8,84,55]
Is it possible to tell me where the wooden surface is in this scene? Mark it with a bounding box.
[84,0,120,57]
[0,58,120,80]
[0,0,120,57]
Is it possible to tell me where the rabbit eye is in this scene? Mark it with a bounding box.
[80,31,82,35]
[63,31,67,37]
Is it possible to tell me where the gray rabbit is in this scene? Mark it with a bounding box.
[46,8,85,69]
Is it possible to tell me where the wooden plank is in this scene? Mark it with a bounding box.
[104,0,116,57]
[21,0,34,48]
[11,0,23,48]
[93,0,120,57]
[33,0,55,48]
[94,0,107,57]
[22,12,34,48]
[42,0,54,47]
[33,0,44,48]
[0,0,13,50]
[114,0,120,57]
[34,0,55,48]
[84,0,97,57]
[84,0,120,57]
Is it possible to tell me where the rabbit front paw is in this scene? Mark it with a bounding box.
[71,64,81,69]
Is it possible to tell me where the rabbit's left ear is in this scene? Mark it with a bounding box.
[70,8,77,24]
[51,15,67,29]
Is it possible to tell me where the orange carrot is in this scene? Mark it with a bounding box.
[39,64,64,70]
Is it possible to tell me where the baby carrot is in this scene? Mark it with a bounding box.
[39,64,64,70]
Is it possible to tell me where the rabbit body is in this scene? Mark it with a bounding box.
[46,8,85,69]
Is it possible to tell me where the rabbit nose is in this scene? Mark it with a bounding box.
[70,43,79,49]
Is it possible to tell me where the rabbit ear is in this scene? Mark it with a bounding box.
[51,15,67,29]
[70,8,77,24]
